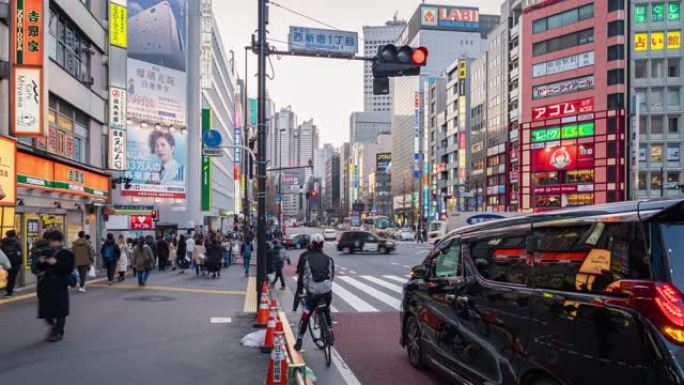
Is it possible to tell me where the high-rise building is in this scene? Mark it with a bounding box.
[271,106,297,168]
[296,119,319,183]
[325,153,341,217]
[424,76,447,218]
[341,142,351,215]
[629,1,684,199]
[363,16,407,112]
[390,4,499,218]
[349,111,391,144]
[519,0,627,211]
[351,134,392,212]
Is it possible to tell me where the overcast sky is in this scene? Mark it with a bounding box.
[214,1,501,147]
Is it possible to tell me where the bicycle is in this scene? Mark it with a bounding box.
[298,295,333,367]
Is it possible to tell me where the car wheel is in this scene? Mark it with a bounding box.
[343,246,352,254]
[404,315,425,369]
[296,242,302,249]
[384,247,391,254]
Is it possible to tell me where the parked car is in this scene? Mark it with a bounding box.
[323,229,337,241]
[394,228,416,241]
[337,231,395,254]
[400,199,684,385]
[281,233,310,249]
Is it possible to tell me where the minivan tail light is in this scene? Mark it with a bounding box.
[606,280,684,344]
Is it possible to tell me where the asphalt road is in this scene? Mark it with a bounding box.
[280,227,450,385]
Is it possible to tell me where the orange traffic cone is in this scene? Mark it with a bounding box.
[254,291,270,328]
[265,321,288,385]
[261,280,270,297]
[261,300,279,353]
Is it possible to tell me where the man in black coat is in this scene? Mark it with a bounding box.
[156,236,170,271]
[1,230,22,297]
[37,230,75,342]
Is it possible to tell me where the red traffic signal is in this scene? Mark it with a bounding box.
[411,47,428,66]
[151,209,158,219]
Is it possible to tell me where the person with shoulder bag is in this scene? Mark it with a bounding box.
[132,236,154,286]
[36,230,75,342]
[1,230,23,297]
[100,233,121,285]
[71,231,94,292]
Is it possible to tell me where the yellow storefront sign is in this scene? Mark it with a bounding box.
[651,32,665,50]
[110,2,127,48]
[668,30,681,49]
[0,137,16,207]
[635,33,648,51]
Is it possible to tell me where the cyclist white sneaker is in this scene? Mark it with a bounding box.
[78,287,86,293]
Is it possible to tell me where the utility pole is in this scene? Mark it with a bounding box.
[243,47,250,235]
[256,0,268,300]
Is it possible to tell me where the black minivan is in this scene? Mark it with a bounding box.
[400,199,684,385]
[337,231,396,254]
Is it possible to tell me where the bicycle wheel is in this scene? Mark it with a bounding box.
[308,310,325,349]
[318,311,332,367]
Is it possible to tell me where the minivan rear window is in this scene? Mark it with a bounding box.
[659,223,684,292]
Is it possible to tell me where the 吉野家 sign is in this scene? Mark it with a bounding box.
[12,0,44,66]
[109,129,127,171]
[289,26,358,57]
[532,75,594,100]
[532,98,594,121]
[531,122,595,143]
[110,1,128,48]
[109,87,127,130]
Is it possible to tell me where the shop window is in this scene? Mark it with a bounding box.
[566,193,594,206]
[652,115,665,134]
[653,3,666,21]
[669,58,681,77]
[653,59,666,78]
[640,116,648,134]
[608,44,625,61]
[608,69,625,85]
[470,230,529,285]
[668,87,681,106]
[670,2,682,21]
[534,171,560,186]
[531,223,649,293]
[640,144,648,161]
[635,60,648,79]
[566,169,594,184]
[608,116,618,134]
[652,172,663,190]
[608,0,625,12]
[608,93,624,109]
[48,8,91,83]
[607,190,617,202]
[535,195,562,208]
[608,141,617,157]
[669,116,680,133]
[608,20,624,37]
[652,144,664,162]
[667,143,681,161]
[668,171,681,183]
[607,167,617,183]
[651,88,665,109]
[639,171,648,190]
[636,89,648,111]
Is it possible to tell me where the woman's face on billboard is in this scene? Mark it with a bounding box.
[155,136,174,162]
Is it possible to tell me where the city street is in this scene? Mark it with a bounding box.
[276,227,449,385]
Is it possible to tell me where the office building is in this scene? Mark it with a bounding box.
[296,118,319,184]
[349,111,391,145]
[363,16,406,112]
[325,153,341,218]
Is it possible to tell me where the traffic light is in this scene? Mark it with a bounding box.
[372,44,428,95]
[674,184,684,190]
[151,209,158,221]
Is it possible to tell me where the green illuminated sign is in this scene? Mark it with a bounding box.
[653,3,665,22]
[670,2,681,21]
[532,122,595,143]
[635,4,648,24]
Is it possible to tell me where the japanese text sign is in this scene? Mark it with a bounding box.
[110,2,128,48]
[289,26,358,57]
[532,98,594,121]
[130,215,153,230]
[12,0,44,66]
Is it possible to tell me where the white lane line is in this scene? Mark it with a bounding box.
[332,282,378,312]
[404,275,411,278]
[337,276,401,310]
[390,262,399,265]
[383,275,409,284]
[331,305,339,313]
[349,270,356,274]
[340,266,348,270]
[333,347,362,385]
[360,275,403,294]
[402,265,411,269]
[209,317,232,324]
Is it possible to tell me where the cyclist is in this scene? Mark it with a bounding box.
[293,233,335,351]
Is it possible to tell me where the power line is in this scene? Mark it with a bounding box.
[269,1,365,41]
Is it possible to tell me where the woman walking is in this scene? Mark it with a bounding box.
[169,237,178,271]
[192,235,206,276]
[116,235,129,282]
[176,234,188,273]
[205,236,223,279]
[241,237,254,277]
[133,236,154,286]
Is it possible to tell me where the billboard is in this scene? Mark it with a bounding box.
[532,75,594,99]
[0,138,17,207]
[532,51,594,78]
[531,144,595,172]
[420,5,479,30]
[376,153,391,173]
[532,98,594,121]
[125,0,187,198]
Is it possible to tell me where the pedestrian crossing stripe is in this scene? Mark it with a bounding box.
[359,275,403,294]
[383,275,409,284]
[337,276,401,310]
[332,282,378,312]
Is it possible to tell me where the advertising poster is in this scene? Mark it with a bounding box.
[532,75,594,99]
[125,0,187,198]
[13,67,43,136]
[376,153,391,173]
[531,144,595,172]
[0,138,16,207]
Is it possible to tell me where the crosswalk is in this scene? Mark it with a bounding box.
[290,273,410,313]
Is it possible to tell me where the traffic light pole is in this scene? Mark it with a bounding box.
[256,0,268,302]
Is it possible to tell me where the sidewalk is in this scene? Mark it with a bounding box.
[0,265,268,385]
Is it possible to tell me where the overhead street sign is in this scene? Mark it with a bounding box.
[288,26,358,57]
[203,147,223,157]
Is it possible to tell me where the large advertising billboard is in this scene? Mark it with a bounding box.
[124,0,187,198]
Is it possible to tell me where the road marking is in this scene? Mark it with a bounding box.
[331,305,339,313]
[340,266,347,270]
[382,275,408,284]
[244,276,257,312]
[332,282,378,312]
[337,276,401,310]
[402,265,412,269]
[349,270,356,274]
[210,317,232,323]
[88,283,245,295]
[0,277,108,306]
[360,275,403,294]
[404,275,411,278]
[333,347,362,385]
[390,262,399,265]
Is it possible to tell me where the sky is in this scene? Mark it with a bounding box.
[214,0,501,147]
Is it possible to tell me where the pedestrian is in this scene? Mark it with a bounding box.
[128,238,137,278]
[192,236,206,276]
[169,237,178,271]
[241,237,254,277]
[205,237,223,278]
[270,239,289,290]
[100,233,121,285]
[1,230,22,297]
[177,234,188,273]
[156,236,170,271]
[145,235,158,268]
[37,230,75,342]
[221,235,231,268]
[71,231,94,292]
[184,234,195,274]
[116,234,129,282]
[132,236,154,286]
